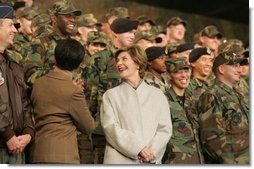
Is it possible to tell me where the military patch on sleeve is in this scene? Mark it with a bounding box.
[231,111,242,125]
[177,122,187,133]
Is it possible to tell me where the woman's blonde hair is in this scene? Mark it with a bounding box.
[115,45,147,78]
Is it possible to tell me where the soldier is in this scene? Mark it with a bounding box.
[156,27,168,47]
[186,47,214,112]
[199,25,223,57]
[218,40,249,107]
[136,15,156,31]
[197,51,249,164]
[0,2,35,164]
[166,42,180,58]
[143,46,171,96]
[31,13,52,39]
[76,13,101,44]
[81,31,108,81]
[24,0,82,92]
[184,47,214,163]
[134,29,162,50]
[5,6,38,64]
[162,57,203,164]
[167,42,196,61]
[15,6,38,40]
[166,16,187,44]
[101,7,129,41]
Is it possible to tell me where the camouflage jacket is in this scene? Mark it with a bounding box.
[234,77,249,107]
[143,71,171,98]
[24,33,61,92]
[6,33,32,65]
[185,76,211,124]
[162,88,203,164]
[197,79,249,164]
[87,48,121,135]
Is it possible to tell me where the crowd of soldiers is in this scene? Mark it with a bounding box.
[0,0,249,164]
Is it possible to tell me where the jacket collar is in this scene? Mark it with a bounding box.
[46,70,72,81]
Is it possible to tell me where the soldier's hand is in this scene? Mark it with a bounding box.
[6,135,22,154]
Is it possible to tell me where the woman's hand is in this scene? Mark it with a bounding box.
[138,146,155,163]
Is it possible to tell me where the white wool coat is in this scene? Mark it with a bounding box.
[100,81,172,164]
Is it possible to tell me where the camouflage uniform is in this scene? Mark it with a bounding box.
[90,48,120,164]
[24,32,60,93]
[143,71,171,98]
[197,50,249,164]
[234,77,249,108]
[185,77,211,122]
[31,13,52,39]
[134,29,162,44]
[218,40,249,108]
[197,79,249,164]
[80,31,108,109]
[6,7,38,65]
[24,0,81,91]
[162,57,203,164]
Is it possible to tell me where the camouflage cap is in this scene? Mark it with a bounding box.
[134,30,162,43]
[16,7,38,20]
[77,13,101,27]
[200,25,222,39]
[189,47,211,63]
[212,52,248,72]
[87,31,107,45]
[106,7,129,18]
[166,42,180,54]
[166,57,190,73]
[31,13,51,27]
[167,16,187,27]
[155,25,166,34]
[136,15,156,26]
[218,39,245,56]
[0,2,13,19]
[145,46,166,62]
[48,0,81,16]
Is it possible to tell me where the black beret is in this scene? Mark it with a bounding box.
[189,47,211,63]
[110,18,139,34]
[175,43,195,53]
[0,3,13,19]
[145,46,166,62]
[13,2,26,11]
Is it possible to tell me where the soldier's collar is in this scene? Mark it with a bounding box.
[169,87,183,102]
[215,79,235,94]
[193,76,209,87]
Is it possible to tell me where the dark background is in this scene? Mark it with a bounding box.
[35,0,249,44]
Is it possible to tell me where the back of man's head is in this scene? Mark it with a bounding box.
[55,38,84,71]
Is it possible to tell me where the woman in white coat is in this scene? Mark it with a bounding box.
[100,45,172,164]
